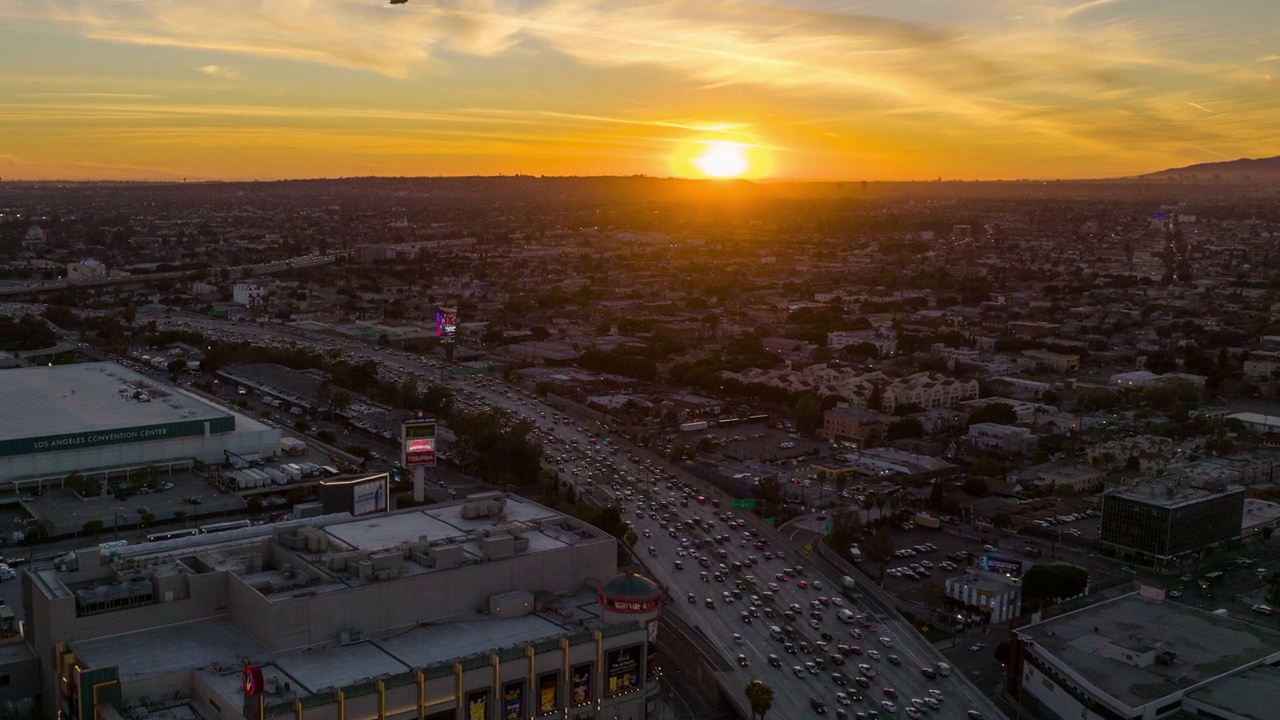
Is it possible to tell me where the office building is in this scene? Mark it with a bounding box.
[1099,480,1244,566]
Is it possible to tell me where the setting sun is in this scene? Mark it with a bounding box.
[693,141,750,178]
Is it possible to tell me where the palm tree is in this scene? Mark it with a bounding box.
[834,473,848,507]
[745,680,774,720]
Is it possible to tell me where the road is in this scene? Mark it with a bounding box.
[133,310,1007,719]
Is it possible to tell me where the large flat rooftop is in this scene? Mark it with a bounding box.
[101,494,609,601]
[0,362,232,450]
[72,592,613,703]
[1184,664,1280,720]
[1021,593,1280,708]
[1106,479,1242,508]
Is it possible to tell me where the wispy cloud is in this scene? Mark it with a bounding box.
[9,0,1280,175]
[200,65,242,80]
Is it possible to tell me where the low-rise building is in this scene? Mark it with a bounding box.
[945,571,1021,624]
[1011,593,1280,720]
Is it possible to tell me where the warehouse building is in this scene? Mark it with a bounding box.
[24,493,659,720]
[0,362,279,484]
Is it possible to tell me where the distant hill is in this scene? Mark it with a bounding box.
[1140,155,1280,181]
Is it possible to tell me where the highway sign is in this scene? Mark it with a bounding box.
[732,499,756,509]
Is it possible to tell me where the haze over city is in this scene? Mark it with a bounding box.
[5,0,1279,181]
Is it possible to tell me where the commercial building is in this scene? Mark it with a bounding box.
[1010,593,1280,720]
[0,362,279,484]
[24,493,658,720]
[1099,479,1245,566]
[944,571,1021,624]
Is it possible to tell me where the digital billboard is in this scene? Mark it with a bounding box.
[466,688,489,720]
[605,645,642,697]
[402,415,437,468]
[973,554,1024,577]
[436,306,458,339]
[570,663,592,707]
[537,672,558,715]
[502,681,524,720]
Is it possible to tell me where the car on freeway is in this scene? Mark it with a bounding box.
[811,697,829,715]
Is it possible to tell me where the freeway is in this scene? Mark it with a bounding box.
[134,312,1005,719]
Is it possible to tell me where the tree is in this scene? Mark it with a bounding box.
[745,680,775,720]
[82,519,105,537]
[1022,564,1090,604]
[25,519,53,541]
[794,393,823,435]
[815,470,831,504]
[961,477,990,497]
[968,402,1018,426]
[174,510,188,527]
[863,529,894,576]
[993,640,1012,666]
[886,417,924,441]
[331,389,352,413]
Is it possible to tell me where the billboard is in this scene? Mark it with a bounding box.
[466,688,489,720]
[502,681,524,720]
[352,476,388,516]
[605,645,642,697]
[570,663,592,707]
[402,415,437,468]
[318,473,390,517]
[436,306,458,339]
[973,554,1024,577]
[537,672,559,715]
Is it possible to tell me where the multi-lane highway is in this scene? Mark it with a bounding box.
[138,310,1004,719]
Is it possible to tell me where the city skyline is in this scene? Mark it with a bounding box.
[3,0,1278,182]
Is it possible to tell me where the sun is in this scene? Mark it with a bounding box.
[692,141,750,178]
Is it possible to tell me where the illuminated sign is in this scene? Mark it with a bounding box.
[570,663,592,706]
[241,666,264,697]
[403,416,437,468]
[973,555,1023,577]
[466,688,489,720]
[599,595,661,613]
[537,672,558,715]
[436,307,458,339]
[605,646,642,697]
[502,681,523,720]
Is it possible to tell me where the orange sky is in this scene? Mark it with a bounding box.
[3,0,1278,181]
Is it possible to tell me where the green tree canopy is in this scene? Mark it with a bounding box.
[1022,564,1089,603]
[968,402,1018,426]
[745,680,775,720]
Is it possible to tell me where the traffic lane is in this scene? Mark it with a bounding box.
[629,520,822,718]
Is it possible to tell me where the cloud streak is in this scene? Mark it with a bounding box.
[7,0,1280,177]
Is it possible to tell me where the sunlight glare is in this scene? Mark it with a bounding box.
[693,141,750,178]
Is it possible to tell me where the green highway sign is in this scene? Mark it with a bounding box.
[825,523,834,533]
[732,498,757,509]
[446,365,487,376]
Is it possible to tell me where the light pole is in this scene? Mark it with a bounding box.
[113,507,123,542]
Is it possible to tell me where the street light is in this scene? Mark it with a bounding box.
[113,507,124,542]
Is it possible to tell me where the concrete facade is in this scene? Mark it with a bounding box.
[25,495,655,720]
